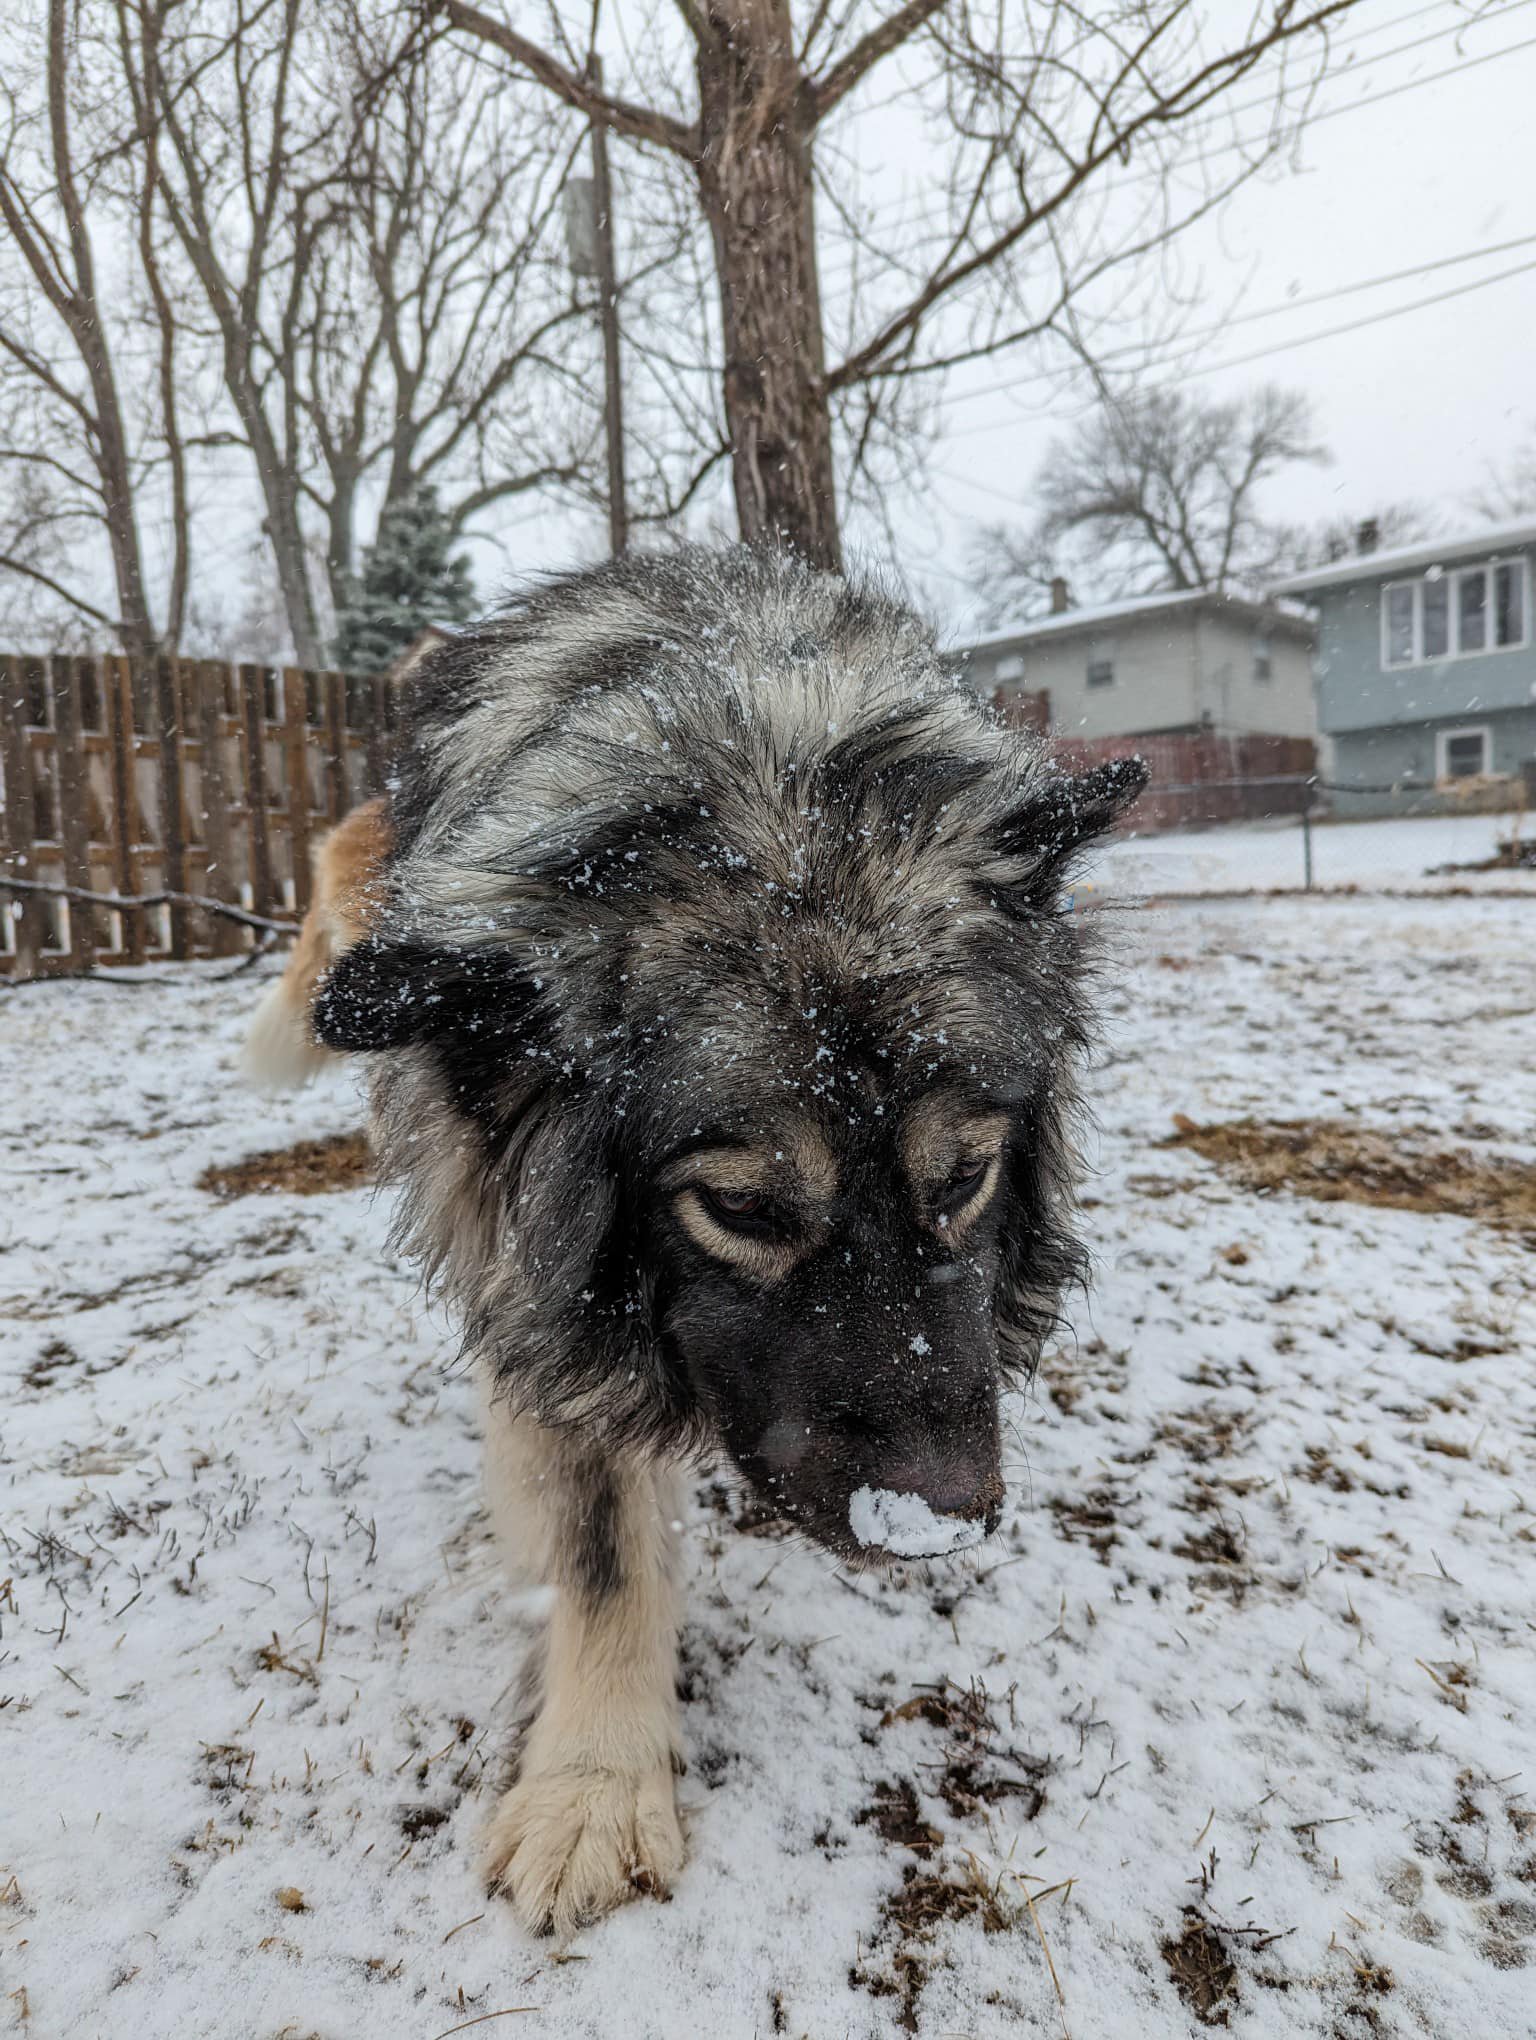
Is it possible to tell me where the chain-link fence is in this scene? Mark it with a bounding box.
[1092,775,1535,900]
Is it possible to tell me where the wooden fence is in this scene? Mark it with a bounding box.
[1053,730,1317,832]
[0,654,395,977]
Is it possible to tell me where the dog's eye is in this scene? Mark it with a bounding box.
[703,1187,765,1222]
[939,1156,992,1214]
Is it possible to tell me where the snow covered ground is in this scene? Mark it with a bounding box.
[3,893,1535,2039]
[1100,809,1536,897]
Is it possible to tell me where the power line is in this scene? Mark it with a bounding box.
[1292,20,1536,125]
[1187,251,1536,376]
[819,17,1536,291]
[940,229,1536,413]
[941,250,1536,443]
[1142,0,1536,139]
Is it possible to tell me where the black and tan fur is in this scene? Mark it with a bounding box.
[258,546,1144,1934]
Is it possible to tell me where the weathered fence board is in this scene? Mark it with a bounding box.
[0,653,394,977]
[0,655,49,972]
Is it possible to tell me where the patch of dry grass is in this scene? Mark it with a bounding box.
[198,1132,370,1199]
[1163,1116,1536,1237]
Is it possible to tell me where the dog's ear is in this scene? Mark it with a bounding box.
[311,935,537,1052]
[988,755,1147,910]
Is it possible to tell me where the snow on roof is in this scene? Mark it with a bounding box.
[1269,517,1536,595]
[956,585,1311,657]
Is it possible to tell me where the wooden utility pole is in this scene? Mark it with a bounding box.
[588,57,628,556]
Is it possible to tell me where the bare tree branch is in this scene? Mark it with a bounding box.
[811,0,948,121]
[0,873,296,934]
[436,0,698,155]
[0,554,120,628]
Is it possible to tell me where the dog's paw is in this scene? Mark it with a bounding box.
[483,1762,685,1936]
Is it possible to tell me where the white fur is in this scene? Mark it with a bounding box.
[239,975,330,1091]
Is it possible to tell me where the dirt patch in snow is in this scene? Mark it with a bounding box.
[848,1680,1049,2027]
[198,1131,371,1199]
[879,1678,1050,1822]
[1161,1911,1241,2026]
[855,1777,942,1854]
[1163,1115,1536,1237]
[852,1856,1017,2032]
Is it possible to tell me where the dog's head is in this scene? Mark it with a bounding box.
[315,608,1144,1565]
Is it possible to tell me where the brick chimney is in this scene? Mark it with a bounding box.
[1049,575,1071,614]
[1357,517,1380,556]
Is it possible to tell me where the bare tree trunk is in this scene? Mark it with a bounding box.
[250,420,326,667]
[696,0,839,570]
[5,0,163,655]
[133,0,189,647]
[324,458,362,621]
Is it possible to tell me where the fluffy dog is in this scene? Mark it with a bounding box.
[283,547,1143,1933]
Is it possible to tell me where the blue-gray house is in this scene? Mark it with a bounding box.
[1271,519,1536,813]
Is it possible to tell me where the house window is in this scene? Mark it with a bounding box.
[993,655,1024,682]
[1422,577,1449,659]
[1437,725,1491,780]
[1086,657,1114,689]
[1496,561,1525,643]
[1382,558,1529,667]
[1457,569,1486,653]
[1253,633,1273,682]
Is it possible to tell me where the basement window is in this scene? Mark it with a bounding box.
[1437,725,1490,780]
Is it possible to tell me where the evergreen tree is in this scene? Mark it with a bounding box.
[332,487,476,672]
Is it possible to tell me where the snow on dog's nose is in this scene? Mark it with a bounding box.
[847,1458,1003,1558]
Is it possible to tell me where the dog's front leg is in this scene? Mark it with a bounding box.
[480,1399,685,1935]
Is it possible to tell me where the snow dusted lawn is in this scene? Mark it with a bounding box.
[3,895,1535,2038]
[1101,808,1536,897]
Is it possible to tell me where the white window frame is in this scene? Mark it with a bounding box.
[1436,724,1492,781]
[1381,556,1530,670]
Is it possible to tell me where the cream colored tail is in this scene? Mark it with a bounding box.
[240,923,343,1090]
[239,797,391,1091]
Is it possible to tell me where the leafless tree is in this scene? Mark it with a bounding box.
[967,383,1328,617]
[97,0,604,662]
[0,0,187,653]
[436,0,1367,570]
[295,8,609,616]
[1468,424,1536,523]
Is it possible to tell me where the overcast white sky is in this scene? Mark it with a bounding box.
[463,0,1535,645]
[897,0,1536,635]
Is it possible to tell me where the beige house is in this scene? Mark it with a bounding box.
[954,587,1316,740]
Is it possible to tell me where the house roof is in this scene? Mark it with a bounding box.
[1269,518,1536,595]
[956,585,1313,657]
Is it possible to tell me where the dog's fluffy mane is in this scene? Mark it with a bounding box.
[316,545,1143,1455]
